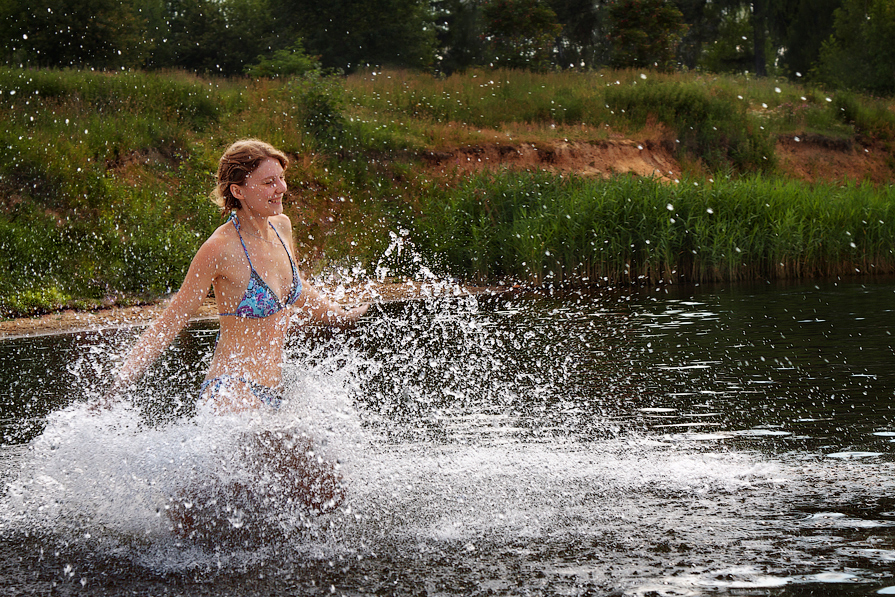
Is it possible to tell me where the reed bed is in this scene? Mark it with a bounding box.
[415,171,895,285]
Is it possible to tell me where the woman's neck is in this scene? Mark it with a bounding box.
[234,210,273,241]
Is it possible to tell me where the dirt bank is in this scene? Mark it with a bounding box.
[422,134,893,184]
[423,138,683,181]
[775,134,893,184]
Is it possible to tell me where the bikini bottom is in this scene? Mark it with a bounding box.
[199,374,283,409]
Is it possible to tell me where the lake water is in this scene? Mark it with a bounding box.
[1,277,894,596]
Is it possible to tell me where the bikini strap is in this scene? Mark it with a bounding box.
[231,213,295,277]
[269,223,298,278]
[230,214,255,269]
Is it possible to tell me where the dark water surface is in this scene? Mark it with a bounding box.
[1,278,894,596]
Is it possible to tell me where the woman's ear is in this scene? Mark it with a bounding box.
[230,182,243,200]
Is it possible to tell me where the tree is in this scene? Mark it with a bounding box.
[689,0,821,79]
[0,0,149,68]
[777,0,841,79]
[607,0,687,71]
[275,0,438,71]
[245,40,320,78]
[672,0,720,70]
[697,3,753,74]
[548,0,610,69]
[482,0,562,70]
[433,0,490,73]
[814,0,895,95]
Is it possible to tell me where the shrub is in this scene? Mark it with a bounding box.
[605,80,775,172]
[245,41,321,79]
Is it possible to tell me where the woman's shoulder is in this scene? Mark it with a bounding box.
[205,219,238,246]
[268,214,295,242]
[269,213,293,232]
[193,220,241,261]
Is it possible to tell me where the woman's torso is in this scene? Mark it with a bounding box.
[204,214,300,389]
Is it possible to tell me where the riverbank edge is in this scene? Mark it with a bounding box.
[0,281,502,340]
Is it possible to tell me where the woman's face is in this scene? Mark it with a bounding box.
[232,157,287,217]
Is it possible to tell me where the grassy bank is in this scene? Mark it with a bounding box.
[0,66,893,316]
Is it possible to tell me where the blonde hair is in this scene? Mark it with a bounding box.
[212,139,289,215]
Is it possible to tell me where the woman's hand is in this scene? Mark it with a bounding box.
[342,303,370,324]
[324,302,370,329]
[294,279,370,327]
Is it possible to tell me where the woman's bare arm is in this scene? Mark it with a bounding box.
[104,239,220,401]
[275,215,369,326]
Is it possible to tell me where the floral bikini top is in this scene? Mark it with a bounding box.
[219,215,302,318]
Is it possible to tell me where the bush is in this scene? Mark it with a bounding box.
[604,80,775,172]
[830,92,895,141]
[607,0,688,71]
[245,41,321,79]
[283,73,347,149]
[814,0,895,96]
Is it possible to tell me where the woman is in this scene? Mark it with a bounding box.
[108,139,367,410]
[106,139,367,530]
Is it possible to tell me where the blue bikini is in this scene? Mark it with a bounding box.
[199,374,283,409]
[201,215,302,408]
[219,215,302,318]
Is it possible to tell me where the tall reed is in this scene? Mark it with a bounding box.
[415,171,895,285]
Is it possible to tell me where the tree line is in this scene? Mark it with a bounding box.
[0,0,892,94]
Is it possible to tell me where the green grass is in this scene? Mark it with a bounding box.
[344,68,894,155]
[0,66,893,315]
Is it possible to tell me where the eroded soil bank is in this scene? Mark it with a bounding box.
[422,134,893,184]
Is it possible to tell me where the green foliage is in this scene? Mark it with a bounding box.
[246,41,321,79]
[604,79,775,172]
[0,285,71,317]
[482,0,562,71]
[282,73,347,149]
[0,0,150,68]
[0,66,894,315]
[607,0,687,71]
[0,68,243,315]
[433,0,490,73]
[281,0,438,72]
[814,0,895,95]
[830,92,895,141]
[697,6,754,74]
[0,67,237,129]
[347,68,611,129]
[776,0,841,79]
[548,0,609,69]
[414,171,895,285]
